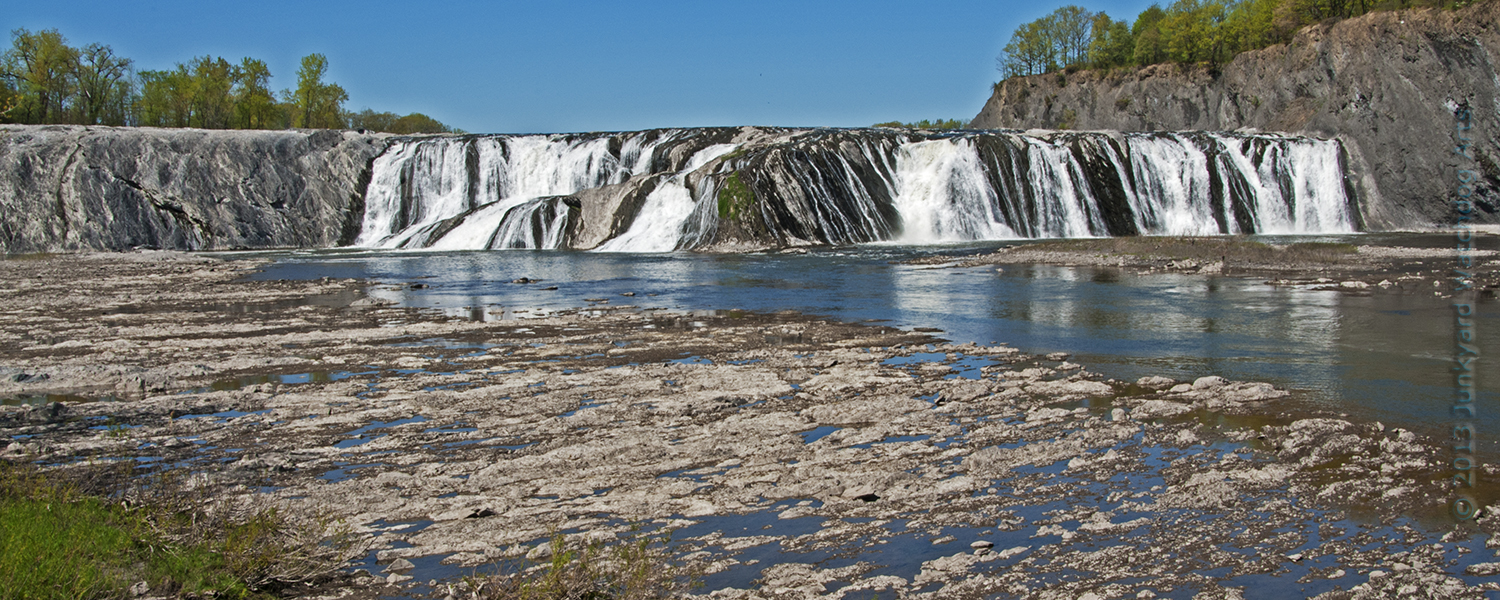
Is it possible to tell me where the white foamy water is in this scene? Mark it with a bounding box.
[355,129,1355,252]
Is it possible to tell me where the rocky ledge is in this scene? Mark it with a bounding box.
[1,253,1498,599]
[912,234,1500,300]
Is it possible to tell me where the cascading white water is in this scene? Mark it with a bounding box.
[1121,134,1225,235]
[595,143,740,252]
[1282,139,1355,233]
[891,139,1016,242]
[354,128,1356,253]
[1024,137,1109,237]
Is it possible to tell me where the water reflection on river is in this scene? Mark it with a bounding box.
[248,239,1497,455]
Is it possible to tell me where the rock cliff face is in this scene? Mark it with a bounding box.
[0,125,387,253]
[971,2,1500,229]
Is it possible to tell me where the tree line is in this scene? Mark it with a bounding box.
[997,0,1477,79]
[0,28,460,134]
[872,118,968,130]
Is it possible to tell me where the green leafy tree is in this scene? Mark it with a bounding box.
[1131,4,1169,65]
[188,56,236,128]
[1050,5,1097,68]
[998,19,1058,77]
[70,43,133,125]
[1,28,80,124]
[1088,12,1135,68]
[1158,0,1230,64]
[232,58,281,129]
[0,77,17,123]
[346,108,398,132]
[997,6,1098,78]
[288,53,347,129]
[136,65,196,127]
[871,118,965,130]
[347,108,458,134]
[390,112,455,134]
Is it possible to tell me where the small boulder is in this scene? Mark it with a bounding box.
[385,558,416,573]
[1191,376,1228,390]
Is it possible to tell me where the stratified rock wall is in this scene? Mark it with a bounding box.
[0,125,388,253]
[970,2,1500,229]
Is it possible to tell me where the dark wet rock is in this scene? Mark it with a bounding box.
[25,401,68,424]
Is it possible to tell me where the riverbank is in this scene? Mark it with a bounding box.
[1,251,1498,599]
[911,235,1500,298]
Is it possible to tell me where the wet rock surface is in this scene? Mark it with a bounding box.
[2,252,1497,599]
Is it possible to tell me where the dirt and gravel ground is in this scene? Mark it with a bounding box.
[2,250,1498,599]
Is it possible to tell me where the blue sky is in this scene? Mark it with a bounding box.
[6,1,1157,134]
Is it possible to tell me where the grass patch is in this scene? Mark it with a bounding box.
[471,528,700,600]
[717,172,755,221]
[0,460,353,600]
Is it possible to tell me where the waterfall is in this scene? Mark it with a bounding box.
[595,143,740,252]
[355,130,701,249]
[352,127,1356,252]
[891,139,1016,242]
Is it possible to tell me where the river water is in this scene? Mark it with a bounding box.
[248,233,1498,457]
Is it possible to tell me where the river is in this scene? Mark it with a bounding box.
[246,233,1498,458]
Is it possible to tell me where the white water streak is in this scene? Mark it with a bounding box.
[358,129,1355,252]
[594,144,739,252]
[892,139,1016,242]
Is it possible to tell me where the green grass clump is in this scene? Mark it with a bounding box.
[0,461,351,600]
[717,172,755,221]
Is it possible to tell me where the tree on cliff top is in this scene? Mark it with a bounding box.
[1,28,458,132]
[1,28,135,126]
[71,43,134,126]
[288,53,347,130]
[137,56,283,129]
[232,58,280,129]
[346,108,461,134]
[1,28,80,124]
[997,6,1097,78]
[997,0,1475,79]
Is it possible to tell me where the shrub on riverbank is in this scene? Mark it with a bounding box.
[0,460,353,599]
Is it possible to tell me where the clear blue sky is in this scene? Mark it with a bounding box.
[6,1,1157,134]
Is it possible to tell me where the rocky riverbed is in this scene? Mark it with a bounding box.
[2,252,1498,599]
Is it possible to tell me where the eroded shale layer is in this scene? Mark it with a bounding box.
[0,125,1357,253]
